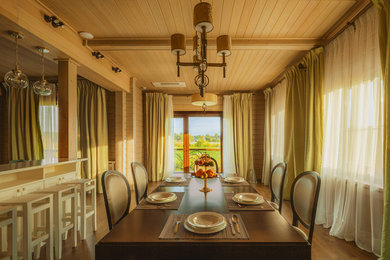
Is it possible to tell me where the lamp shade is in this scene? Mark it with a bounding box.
[217,35,232,56]
[171,33,186,55]
[191,93,217,106]
[193,2,213,33]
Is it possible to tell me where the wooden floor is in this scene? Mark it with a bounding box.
[40,182,377,260]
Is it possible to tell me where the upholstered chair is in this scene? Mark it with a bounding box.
[102,170,131,230]
[131,162,149,205]
[268,162,287,213]
[290,171,321,244]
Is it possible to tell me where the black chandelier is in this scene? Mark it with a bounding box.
[170,2,232,97]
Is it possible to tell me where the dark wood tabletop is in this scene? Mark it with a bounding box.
[95,176,310,260]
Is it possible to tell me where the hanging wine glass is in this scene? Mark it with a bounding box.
[4,31,29,89]
[32,47,52,96]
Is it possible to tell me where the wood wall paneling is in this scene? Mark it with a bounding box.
[58,59,78,159]
[115,91,126,174]
[106,91,116,162]
[252,91,265,180]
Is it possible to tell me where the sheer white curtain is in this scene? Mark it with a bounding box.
[164,95,174,178]
[223,95,236,175]
[262,80,286,185]
[39,84,58,160]
[316,7,384,256]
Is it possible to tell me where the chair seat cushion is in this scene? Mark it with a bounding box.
[292,226,308,241]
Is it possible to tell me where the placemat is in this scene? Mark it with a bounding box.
[159,213,249,240]
[224,193,275,211]
[220,177,251,187]
[159,178,191,187]
[135,192,185,210]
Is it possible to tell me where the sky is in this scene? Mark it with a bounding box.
[174,117,221,136]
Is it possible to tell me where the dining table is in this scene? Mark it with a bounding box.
[95,174,310,260]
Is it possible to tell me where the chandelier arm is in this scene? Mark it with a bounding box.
[201,26,207,62]
[223,53,226,78]
[177,62,200,67]
[176,51,180,77]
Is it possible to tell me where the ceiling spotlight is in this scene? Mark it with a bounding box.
[112,67,122,73]
[92,51,104,59]
[44,15,65,28]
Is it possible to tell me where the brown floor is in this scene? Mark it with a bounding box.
[41,182,376,260]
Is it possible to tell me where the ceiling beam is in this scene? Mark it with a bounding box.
[0,0,131,92]
[86,38,322,51]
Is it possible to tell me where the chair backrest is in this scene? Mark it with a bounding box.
[101,170,131,230]
[210,157,219,173]
[269,162,287,213]
[290,171,321,244]
[131,162,149,205]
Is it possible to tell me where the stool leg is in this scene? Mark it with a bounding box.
[81,184,86,240]
[11,210,17,260]
[92,187,97,232]
[56,194,61,260]
[71,194,77,248]
[46,198,54,260]
[23,204,32,260]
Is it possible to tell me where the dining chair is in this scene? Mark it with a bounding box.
[102,170,131,230]
[131,162,149,205]
[290,171,321,244]
[268,162,287,213]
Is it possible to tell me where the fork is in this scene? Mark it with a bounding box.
[174,216,181,234]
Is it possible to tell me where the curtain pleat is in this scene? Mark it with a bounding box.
[283,47,324,199]
[262,88,272,184]
[4,83,43,161]
[262,82,286,185]
[231,93,255,182]
[372,0,390,259]
[77,79,108,193]
[222,95,237,175]
[145,93,173,181]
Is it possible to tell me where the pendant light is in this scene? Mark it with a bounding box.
[32,47,52,96]
[4,31,29,89]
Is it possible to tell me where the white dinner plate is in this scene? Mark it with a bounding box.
[166,177,186,183]
[224,176,245,183]
[233,193,264,205]
[187,212,225,229]
[146,192,177,204]
[184,220,227,234]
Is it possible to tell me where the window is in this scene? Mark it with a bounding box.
[39,105,59,159]
[174,113,222,173]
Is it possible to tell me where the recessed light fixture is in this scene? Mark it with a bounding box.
[79,31,94,40]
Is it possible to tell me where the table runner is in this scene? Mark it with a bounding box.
[135,192,184,210]
[159,213,249,240]
[219,177,250,187]
[159,178,191,187]
[224,193,275,211]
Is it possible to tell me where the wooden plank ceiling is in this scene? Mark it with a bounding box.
[35,0,358,93]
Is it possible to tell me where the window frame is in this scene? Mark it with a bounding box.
[174,111,223,173]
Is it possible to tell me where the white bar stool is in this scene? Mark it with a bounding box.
[0,194,53,260]
[34,185,77,260]
[0,206,17,260]
[64,179,96,240]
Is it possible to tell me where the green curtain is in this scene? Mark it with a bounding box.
[232,93,255,181]
[145,92,170,181]
[373,1,390,259]
[283,47,324,199]
[4,83,44,161]
[77,79,108,193]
